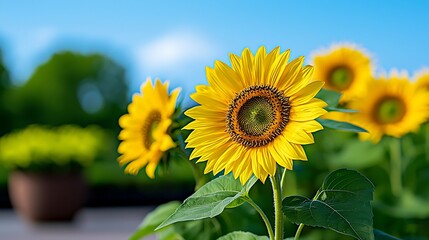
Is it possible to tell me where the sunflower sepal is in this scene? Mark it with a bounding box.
[316,118,367,133]
[156,174,257,230]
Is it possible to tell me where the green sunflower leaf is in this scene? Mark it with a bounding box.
[326,107,358,113]
[315,88,342,107]
[283,169,375,240]
[129,201,181,240]
[373,229,401,240]
[316,118,367,133]
[174,218,222,240]
[156,174,257,230]
[217,231,268,240]
[325,139,384,169]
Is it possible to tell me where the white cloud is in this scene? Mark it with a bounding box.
[135,30,217,73]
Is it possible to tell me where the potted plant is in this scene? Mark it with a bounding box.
[0,125,106,222]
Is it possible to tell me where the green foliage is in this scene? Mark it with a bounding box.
[86,156,195,187]
[5,51,128,130]
[283,169,375,240]
[315,88,341,108]
[0,48,12,136]
[314,89,366,133]
[130,201,181,240]
[0,50,10,90]
[130,199,226,239]
[218,201,268,236]
[324,139,385,169]
[315,88,365,132]
[131,201,258,240]
[316,119,366,133]
[326,107,358,113]
[157,174,257,230]
[303,125,429,238]
[0,125,107,171]
[217,231,268,240]
[173,218,222,240]
[374,189,429,219]
[373,229,401,240]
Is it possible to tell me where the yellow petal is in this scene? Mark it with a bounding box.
[276,136,307,160]
[270,50,291,87]
[262,147,276,176]
[145,161,158,179]
[190,92,228,110]
[206,67,235,99]
[277,56,304,91]
[291,98,328,111]
[241,48,255,85]
[289,108,327,121]
[185,106,226,120]
[214,60,244,93]
[263,47,281,80]
[254,46,267,85]
[290,81,325,105]
[283,122,315,144]
[159,136,176,151]
[284,65,314,96]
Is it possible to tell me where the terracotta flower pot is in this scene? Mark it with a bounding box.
[8,171,87,222]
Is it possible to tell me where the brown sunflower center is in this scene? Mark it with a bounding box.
[226,85,290,148]
[142,110,161,149]
[328,66,354,91]
[373,97,406,124]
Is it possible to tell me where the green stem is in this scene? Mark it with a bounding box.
[270,173,284,240]
[188,160,206,190]
[280,168,288,198]
[293,189,324,239]
[389,138,403,197]
[245,197,274,240]
[425,124,429,163]
[179,147,206,190]
[294,224,305,240]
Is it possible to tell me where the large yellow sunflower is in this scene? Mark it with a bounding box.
[348,74,429,143]
[312,44,372,103]
[184,47,327,184]
[118,78,180,178]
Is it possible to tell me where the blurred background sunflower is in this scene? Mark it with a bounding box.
[311,44,372,103]
[118,79,180,178]
[414,68,429,92]
[348,73,429,143]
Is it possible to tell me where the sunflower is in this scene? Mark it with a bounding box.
[184,47,327,184]
[118,78,180,178]
[312,44,372,103]
[414,68,429,91]
[348,73,429,143]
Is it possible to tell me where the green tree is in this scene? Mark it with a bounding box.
[7,51,128,130]
[0,48,12,136]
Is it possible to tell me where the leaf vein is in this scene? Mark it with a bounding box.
[312,200,361,239]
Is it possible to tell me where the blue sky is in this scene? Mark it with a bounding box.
[1,0,428,97]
